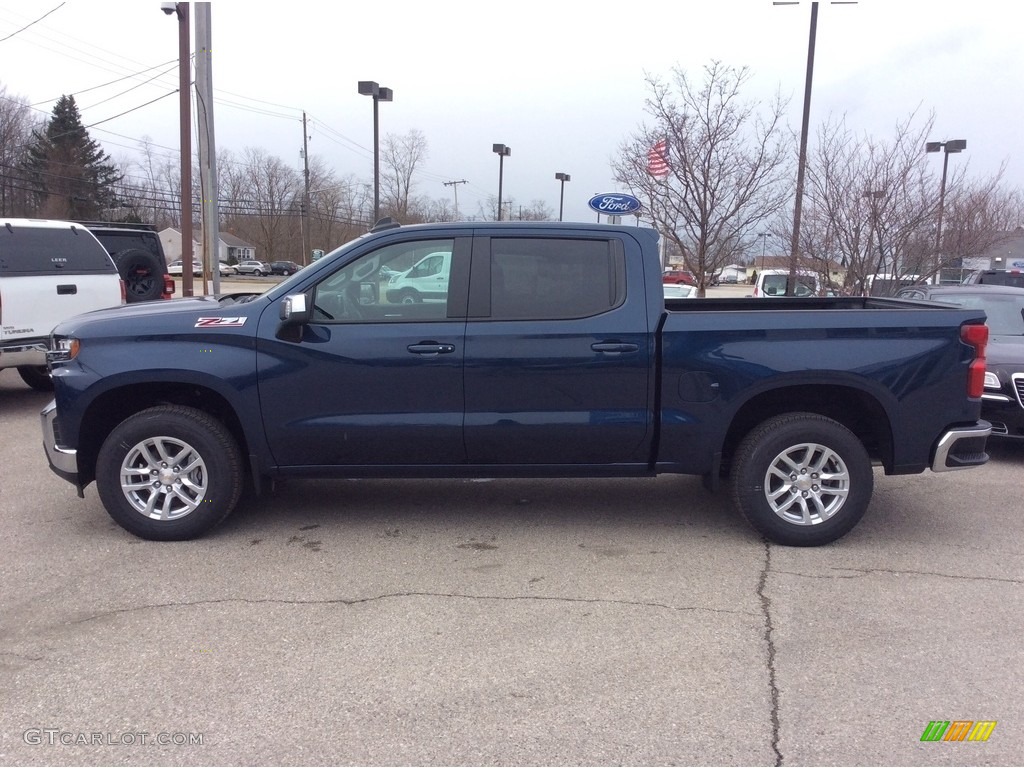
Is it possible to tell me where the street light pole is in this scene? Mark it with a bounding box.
[759,232,768,272]
[926,139,966,284]
[358,80,393,225]
[775,1,854,295]
[555,172,571,221]
[493,143,511,220]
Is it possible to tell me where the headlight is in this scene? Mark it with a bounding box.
[983,371,1000,389]
[47,337,80,363]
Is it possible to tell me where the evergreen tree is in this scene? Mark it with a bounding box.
[23,95,121,219]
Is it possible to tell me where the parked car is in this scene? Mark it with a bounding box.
[962,270,1024,289]
[235,260,270,276]
[1,218,123,390]
[895,283,1024,439]
[43,220,990,545]
[167,260,202,277]
[218,262,237,276]
[662,269,696,286]
[663,283,696,299]
[79,221,175,303]
[269,260,302,276]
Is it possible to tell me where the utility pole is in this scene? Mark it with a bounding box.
[195,2,218,295]
[174,1,193,297]
[301,111,311,264]
[442,179,467,220]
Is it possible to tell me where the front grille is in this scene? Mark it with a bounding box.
[1014,373,1024,408]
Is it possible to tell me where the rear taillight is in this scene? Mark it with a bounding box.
[163,274,176,299]
[119,279,126,304]
[961,322,988,399]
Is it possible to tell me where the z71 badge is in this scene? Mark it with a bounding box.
[194,317,247,328]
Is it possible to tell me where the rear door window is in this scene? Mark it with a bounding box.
[487,237,625,320]
[0,225,117,276]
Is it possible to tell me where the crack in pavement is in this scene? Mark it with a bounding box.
[758,542,782,767]
[0,651,45,662]
[772,567,1024,585]
[63,591,759,626]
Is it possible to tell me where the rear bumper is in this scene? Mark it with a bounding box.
[931,422,991,472]
[0,339,48,368]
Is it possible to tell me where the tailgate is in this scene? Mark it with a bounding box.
[1,275,123,343]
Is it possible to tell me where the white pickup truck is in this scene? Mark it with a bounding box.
[1,218,124,390]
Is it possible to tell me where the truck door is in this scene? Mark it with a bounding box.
[257,236,471,467]
[462,233,654,467]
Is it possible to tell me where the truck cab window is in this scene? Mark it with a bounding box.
[312,239,455,323]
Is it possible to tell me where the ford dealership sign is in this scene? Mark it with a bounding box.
[588,193,642,215]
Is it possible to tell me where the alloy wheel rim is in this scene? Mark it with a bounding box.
[120,436,208,520]
[763,442,850,525]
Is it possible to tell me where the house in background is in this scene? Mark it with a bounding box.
[160,228,258,265]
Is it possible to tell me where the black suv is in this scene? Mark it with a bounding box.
[78,221,175,303]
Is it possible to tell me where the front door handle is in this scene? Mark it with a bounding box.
[591,342,639,354]
[57,284,78,295]
[407,343,456,355]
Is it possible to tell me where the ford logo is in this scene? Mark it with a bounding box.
[1011,260,1024,269]
[588,193,642,215]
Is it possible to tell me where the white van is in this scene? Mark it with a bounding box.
[385,251,451,304]
[752,268,822,298]
[1,219,124,389]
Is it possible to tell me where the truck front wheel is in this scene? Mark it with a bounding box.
[96,406,243,541]
[731,413,873,546]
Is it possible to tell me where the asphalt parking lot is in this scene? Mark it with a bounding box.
[3,280,1024,766]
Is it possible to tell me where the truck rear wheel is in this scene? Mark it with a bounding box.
[731,413,873,546]
[96,405,243,541]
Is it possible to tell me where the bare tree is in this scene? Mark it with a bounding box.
[380,129,427,220]
[801,110,1021,294]
[0,85,40,216]
[219,147,302,262]
[613,61,792,295]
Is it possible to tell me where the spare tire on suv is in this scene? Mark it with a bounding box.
[79,221,174,303]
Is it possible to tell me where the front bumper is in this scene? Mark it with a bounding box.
[40,400,80,486]
[931,422,991,472]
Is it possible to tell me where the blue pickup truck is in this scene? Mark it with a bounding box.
[41,221,991,546]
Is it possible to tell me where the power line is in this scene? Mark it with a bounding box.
[0,2,64,43]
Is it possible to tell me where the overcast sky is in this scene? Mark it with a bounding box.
[1,0,1021,230]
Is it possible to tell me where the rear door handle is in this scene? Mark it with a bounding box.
[57,284,78,295]
[407,343,456,355]
[591,342,639,354]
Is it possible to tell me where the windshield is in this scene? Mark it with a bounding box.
[935,293,1024,336]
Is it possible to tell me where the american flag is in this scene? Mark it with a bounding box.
[647,139,670,177]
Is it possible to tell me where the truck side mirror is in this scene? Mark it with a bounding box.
[279,293,310,325]
[277,293,312,342]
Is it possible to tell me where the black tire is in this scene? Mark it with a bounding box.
[282,269,292,276]
[254,269,263,277]
[17,365,53,391]
[95,405,244,541]
[399,290,420,305]
[113,248,166,303]
[731,412,873,546]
